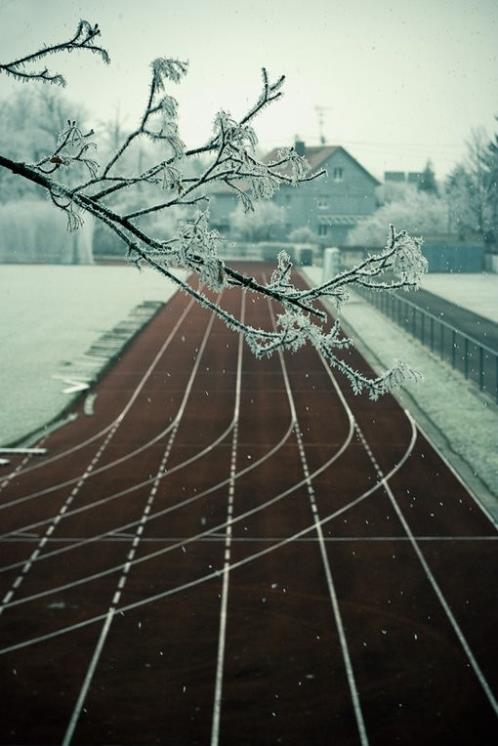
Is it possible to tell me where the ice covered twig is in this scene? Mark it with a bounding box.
[0,20,109,87]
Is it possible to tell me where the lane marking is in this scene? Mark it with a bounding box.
[0,421,121,616]
[354,417,498,717]
[210,293,245,746]
[62,608,115,746]
[267,292,369,746]
[2,535,497,544]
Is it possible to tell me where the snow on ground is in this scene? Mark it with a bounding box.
[420,273,498,323]
[0,264,186,446]
[303,266,498,518]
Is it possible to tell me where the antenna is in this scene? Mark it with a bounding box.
[315,106,334,146]
[315,106,325,145]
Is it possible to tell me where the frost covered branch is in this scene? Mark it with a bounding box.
[0,21,427,398]
[0,20,109,87]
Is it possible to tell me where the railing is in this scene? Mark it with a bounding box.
[356,287,498,404]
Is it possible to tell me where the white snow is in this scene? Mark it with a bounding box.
[0,264,186,446]
[420,273,498,324]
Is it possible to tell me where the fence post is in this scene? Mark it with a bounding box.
[479,346,484,390]
[421,314,425,344]
[452,329,456,369]
[430,317,434,351]
[464,337,469,379]
[412,307,416,336]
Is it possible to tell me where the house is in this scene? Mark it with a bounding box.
[209,140,380,245]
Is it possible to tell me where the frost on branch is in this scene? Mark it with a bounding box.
[152,58,189,87]
[0,19,427,399]
[0,20,109,87]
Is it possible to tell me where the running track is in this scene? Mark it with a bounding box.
[0,263,496,745]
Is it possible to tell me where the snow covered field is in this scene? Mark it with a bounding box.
[421,273,498,323]
[0,264,186,446]
[303,266,498,517]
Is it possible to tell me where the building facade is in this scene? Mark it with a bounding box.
[210,141,380,245]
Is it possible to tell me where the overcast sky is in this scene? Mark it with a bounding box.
[1,0,497,180]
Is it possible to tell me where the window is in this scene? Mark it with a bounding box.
[318,223,329,236]
[317,196,329,209]
[333,167,344,182]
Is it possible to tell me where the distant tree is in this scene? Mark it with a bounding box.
[445,164,479,240]
[348,188,448,246]
[229,200,285,241]
[288,225,319,244]
[0,19,427,398]
[375,180,413,206]
[0,87,87,202]
[480,117,498,246]
[445,127,497,245]
[417,159,439,196]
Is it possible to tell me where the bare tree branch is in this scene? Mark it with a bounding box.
[0,22,427,398]
[0,20,109,87]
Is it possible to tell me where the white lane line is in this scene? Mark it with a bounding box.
[296,422,369,745]
[210,293,245,746]
[0,421,120,616]
[62,296,224,744]
[0,296,196,508]
[0,425,417,659]
[0,436,48,497]
[3,535,496,544]
[354,417,498,717]
[267,293,369,746]
[62,607,115,746]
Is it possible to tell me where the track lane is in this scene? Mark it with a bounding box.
[0,263,496,745]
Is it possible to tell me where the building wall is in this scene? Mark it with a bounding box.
[274,148,377,243]
[209,193,238,231]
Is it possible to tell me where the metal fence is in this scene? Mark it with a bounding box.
[357,288,498,404]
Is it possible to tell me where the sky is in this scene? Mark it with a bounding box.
[1,0,497,181]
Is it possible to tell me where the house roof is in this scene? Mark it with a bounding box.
[210,144,380,196]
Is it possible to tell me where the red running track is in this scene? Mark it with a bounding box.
[0,263,496,746]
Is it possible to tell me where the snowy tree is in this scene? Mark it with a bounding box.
[417,159,439,196]
[0,87,87,202]
[348,188,447,247]
[229,200,286,241]
[446,128,498,245]
[0,19,428,399]
[481,119,498,246]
